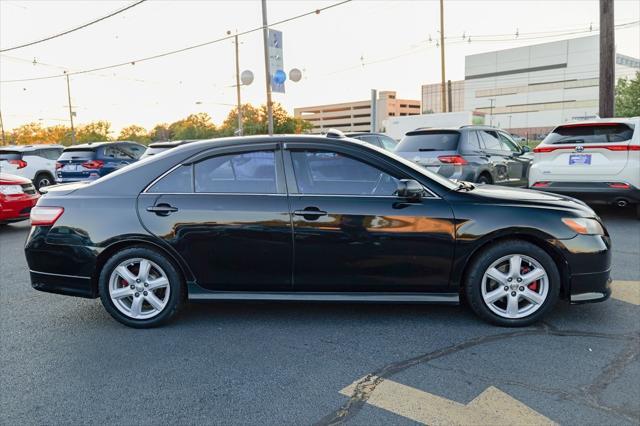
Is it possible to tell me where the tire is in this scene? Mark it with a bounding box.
[476,174,492,185]
[34,172,54,191]
[636,204,640,220]
[99,246,184,328]
[464,240,560,327]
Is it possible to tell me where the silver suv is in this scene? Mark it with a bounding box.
[395,126,531,186]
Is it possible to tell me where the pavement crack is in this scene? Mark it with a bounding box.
[315,326,638,425]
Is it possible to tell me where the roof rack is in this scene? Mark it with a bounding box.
[324,128,345,139]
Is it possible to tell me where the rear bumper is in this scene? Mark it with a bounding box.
[0,194,39,223]
[531,182,640,205]
[30,270,96,298]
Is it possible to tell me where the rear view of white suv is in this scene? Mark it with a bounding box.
[529,118,639,216]
[0,145,64,190]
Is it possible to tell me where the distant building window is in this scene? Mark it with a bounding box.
[388,113,395,116]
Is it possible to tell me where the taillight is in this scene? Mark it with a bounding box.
[438,155,468,165]
[9,159,27,169]
[533,145,638,153]
[608,182,631,189]
[55,162,63,170]
[81,160,104,169]
[30,206,64,226]
[532,181,551,188]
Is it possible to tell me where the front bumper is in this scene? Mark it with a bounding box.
[531,182,640,205]
[555,233,613,304]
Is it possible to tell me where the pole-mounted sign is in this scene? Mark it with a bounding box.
[268,29,285,93]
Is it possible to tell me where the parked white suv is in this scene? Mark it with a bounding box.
[529,118,640,216]
[0,145,64,190]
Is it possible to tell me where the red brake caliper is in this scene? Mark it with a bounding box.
[521,265,539,292]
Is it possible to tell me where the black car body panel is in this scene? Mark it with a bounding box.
[24,135,611,306]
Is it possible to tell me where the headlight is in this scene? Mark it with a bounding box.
[0,184,23,195]
[561,218,605,235]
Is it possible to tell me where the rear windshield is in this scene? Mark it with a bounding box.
[545,123,634,144]
[0,151,22,161]
[396,131,460,152]
[58,150,95,161]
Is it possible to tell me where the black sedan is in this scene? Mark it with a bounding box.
[25,134,611,328]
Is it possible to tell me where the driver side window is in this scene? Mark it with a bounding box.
[290,150,400,196]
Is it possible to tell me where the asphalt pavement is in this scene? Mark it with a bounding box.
[1,206,638,425]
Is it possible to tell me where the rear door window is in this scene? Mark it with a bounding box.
[148,165,193,193]
[58,150,95,161]
[479,130,503,151]
[195,151,277,194]
[545,123,634,144]
[396,131,460,152]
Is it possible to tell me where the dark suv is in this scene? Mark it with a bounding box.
[56,141,146,183]
[395,126,532,186]
[345,132,398,151]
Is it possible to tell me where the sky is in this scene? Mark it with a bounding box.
[1,0,639,134]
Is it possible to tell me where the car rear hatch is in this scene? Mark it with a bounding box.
[0,150,24,174]
[395,130,462,172]
[56,148,98,180]
[533,122,635,178]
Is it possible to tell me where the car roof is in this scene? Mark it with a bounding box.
[0,144,64,151]
[148,139,198,148]
[62,141,143,150]
[344,132,389,137]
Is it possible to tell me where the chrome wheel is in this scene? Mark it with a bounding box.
[481,254,549,319]
[37,176,51,188]
[108,258,170,320]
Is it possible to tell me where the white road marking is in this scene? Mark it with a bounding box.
[611,280,640,305]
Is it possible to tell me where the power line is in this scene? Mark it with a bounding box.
[0,0,353,84]
[0,0,147,53]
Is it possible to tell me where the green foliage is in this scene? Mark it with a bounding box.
[76,121,112,143]
[615,72,640,117]
[119,125,151,145]
[168,113,217,140]
[218,102,312,136]
[149,124,171,142]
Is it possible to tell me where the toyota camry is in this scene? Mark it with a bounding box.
[25,134,611,328]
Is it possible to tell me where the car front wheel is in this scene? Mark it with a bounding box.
[99,247,183,328]
[465,240,560,327]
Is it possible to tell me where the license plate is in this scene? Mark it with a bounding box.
[569,154,591,165]
[63,164,81,171]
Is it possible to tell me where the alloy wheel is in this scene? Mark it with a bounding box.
[481,254,549,319]
[108,258,171,320]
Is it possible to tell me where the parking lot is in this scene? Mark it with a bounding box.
[0,206,638,425]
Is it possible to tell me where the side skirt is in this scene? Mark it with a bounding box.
[188,285,459,304]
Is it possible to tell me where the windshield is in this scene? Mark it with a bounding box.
[58,150,95,161]
[396,131,460,152]
[544,123,634,144]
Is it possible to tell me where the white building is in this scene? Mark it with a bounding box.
[463,36,639,139]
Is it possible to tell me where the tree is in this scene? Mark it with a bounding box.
[76,121,112,143]
[615,72,640,117]
[8,122,47,145]
[119,124,150,144]
[218,102,312,136]
[149,124,171,142]
[168,113,218,140]
[44,125,73,145]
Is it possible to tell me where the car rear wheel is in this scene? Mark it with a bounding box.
[99,247,183,328]
[34,172,54,191]
[464,240,560,327]
[476,174,492,185]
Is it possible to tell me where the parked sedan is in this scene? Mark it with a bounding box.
[0,173,39,225]
[56,141,146,183]
[395,126,531,186]
[26,135,611,328]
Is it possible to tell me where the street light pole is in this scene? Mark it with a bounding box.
[234,32,243,136]
[439,0,447,113]
[0,109,6,145]
[64,72,76,144]
[261,0,274,135]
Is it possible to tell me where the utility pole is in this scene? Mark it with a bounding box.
[439,0,447,113]
[489,98,495,126]
[370,89,377,132]
[233,32,243,136]
[599,0,615,118]
[64,72,76,144]
[0,109,5,145]
[447,80,453,112]
[261,0,274,135]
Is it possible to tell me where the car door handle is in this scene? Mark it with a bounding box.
[293,208,327,219]
[147,204,178,216]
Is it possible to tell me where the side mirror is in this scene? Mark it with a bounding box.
[396,179,424,200]
[521,145,531,153]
